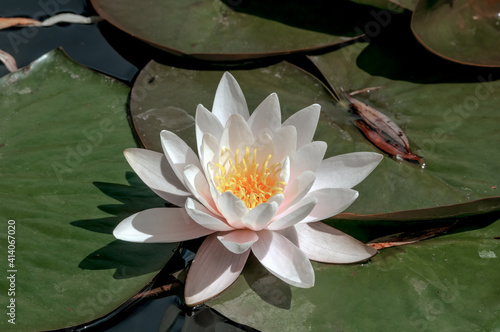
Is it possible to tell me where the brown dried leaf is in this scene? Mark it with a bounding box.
[343,90,424,165]
[367,224,454,249]
[0,49,18,73]
[0,17,41,29]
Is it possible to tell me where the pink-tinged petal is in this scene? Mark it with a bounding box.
[279,170,316,214]
[271,125,297,164]
[124,148,191,207]
[288,141,327,185]
[247,93,281,137]
[282,104,320,149]
[268,196,317,230]
[195,104,223,154]
[220,113,254,154]
[185,234,250,306]
[212,72,250,126]
[185,198,233,231]
[113,208,214,243]
[241,201,279,231]
[300,188,359,224]
[183,164,219,215]
[199,133,220,170]
[160,130,201,187]
[217,191,248,229]
[283,222,377,263]
[310,152,383,191]
[252,230,314,288]
[217,229,259,254]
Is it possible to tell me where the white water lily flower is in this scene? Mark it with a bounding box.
[114,72,383,306]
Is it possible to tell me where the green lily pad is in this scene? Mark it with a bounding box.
[411,0,500,67]
[90,0,378,61]
[307,36,500,216]
[390,0,418,11]
[208,218,500,331]
[0,49,175,331]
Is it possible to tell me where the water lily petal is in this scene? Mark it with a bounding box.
[220,113,254,154]
[289,141,327,185]
[272,125,297,164]
[311,152,383,191]
[195,104,224,155]
[217,229,259,254]
[268,196,317,230]
[113,208,214,243]
[200,133,220,170]
[217,191,248,229]
[212,72,250,126]
[282,104,320,149]
[183,164,219,215]
[283,222,378,263]
[124,148,191,207]
[250,133,274,165]
[185,198,233,231]
[160,130,201,187]
[247,92,281,137]
[241,201,279,231]
[185,234,250,306]
[280,156,290,184]
[279,170,316,213]
[300,188,359,224]
[252,230,314,288]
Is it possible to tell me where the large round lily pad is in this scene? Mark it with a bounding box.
[91,0,378,61]
[0,49,176,331]
[411,0,500,67]
[308,38,500,216]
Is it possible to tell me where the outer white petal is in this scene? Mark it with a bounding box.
[185,198,233,231]
[282,222,378,263]
[217,229,259,254]
[123,148,191,207]
[268,196,317,230]
[195,104,223,155]
[113,208,214,243]
[185,234,250,306]
[212,72,250,126]
[241,201,279,231]
[160,130,201,187]
[219,113,254,154]
[217,191,248,229]
[310,152,383,191]
[183,164,219,215]
[300,188,359,224]
[247,93,281,137]
[288,141,327,185]
[282,104,320,149]
[252,230,314,288]
[279,170,316,214]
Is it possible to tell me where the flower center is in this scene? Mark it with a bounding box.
[215,146,286,209]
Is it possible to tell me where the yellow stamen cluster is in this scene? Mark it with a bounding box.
[215,146,286,209]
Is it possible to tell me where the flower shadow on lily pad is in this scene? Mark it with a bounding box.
[71,172,179,279]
